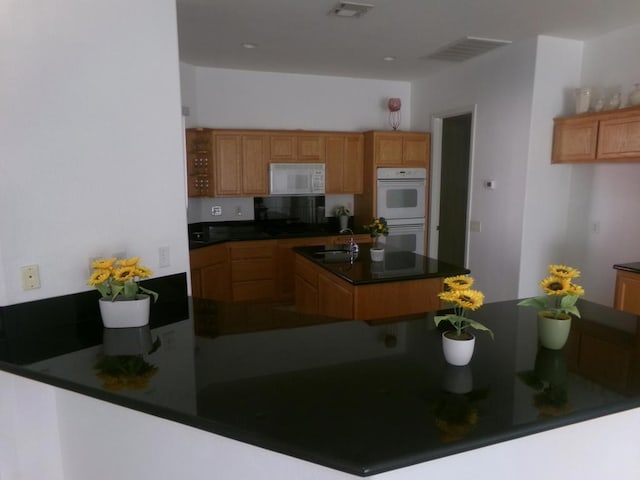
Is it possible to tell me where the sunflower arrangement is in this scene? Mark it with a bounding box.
[363,217,389,238]
[88,257,159,302]
[434,275,493,339]
[517,264,584,319]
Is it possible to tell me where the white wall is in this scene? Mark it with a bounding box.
[517,37,584,297]
[563,23,640,306]
[180,64,412,131]
[0,0,189,306]
[411,38,538,302]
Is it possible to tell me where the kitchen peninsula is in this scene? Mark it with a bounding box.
[2,282,640,478]
[294,245,469,320]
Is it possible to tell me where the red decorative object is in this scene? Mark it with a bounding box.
[387,98,401,130]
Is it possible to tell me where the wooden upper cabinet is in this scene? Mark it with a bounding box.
[214,132,269,196]
[552,106,640,164]
[298,135,325,162]
[367,131,431,167]
[241,135,269,195]
[597,114,640,161]
[270,133,325,162]
[214,134,242,195]
[325,134,363,194]
[270,134,296,161]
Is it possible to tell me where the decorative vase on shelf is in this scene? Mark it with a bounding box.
[629,84,640,106]
[442,331,476,366]
[99,294,151,329]
[537,311,571,350]
[574,87,592,114]
[606,92,621,110]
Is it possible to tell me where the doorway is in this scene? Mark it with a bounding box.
[429,108,474,267]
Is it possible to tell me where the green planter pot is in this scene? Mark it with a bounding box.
[537,311,571,350]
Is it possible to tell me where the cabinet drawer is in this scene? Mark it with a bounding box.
[189,244,228,269]
[232,259,274,282]
[230,243,276,260]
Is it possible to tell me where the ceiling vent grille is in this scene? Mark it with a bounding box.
[328,1,374,18]
[424,36,512,62]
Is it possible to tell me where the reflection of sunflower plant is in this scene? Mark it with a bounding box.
[94,355,158,391]
[434,275,493,339]
[363,217,389,238]
[517,264,584,319]
[88,257,158,302]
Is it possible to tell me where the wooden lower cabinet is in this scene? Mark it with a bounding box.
[229,240,277,302]
[189,243,230,300]
[294,254,442,320]
[614,270,640,315]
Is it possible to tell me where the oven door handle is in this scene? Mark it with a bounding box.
[377,179,426,187]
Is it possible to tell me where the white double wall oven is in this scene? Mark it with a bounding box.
[376,167,427,255]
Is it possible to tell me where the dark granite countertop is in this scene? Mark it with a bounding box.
[188,220,368,250]
[2,278,640,477]
[294,245,469,285]
[613,262,640,274]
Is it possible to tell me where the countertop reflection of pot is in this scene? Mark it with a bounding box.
[103,325,154,356]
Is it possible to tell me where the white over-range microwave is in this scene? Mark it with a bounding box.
[269,163,325,195]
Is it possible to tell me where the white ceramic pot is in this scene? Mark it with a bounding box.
[370,248,384,262]
[442,331,475,366]
[99,294,150,329]
[339,215,349,231]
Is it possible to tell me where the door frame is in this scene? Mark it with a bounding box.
[429,105,477,267]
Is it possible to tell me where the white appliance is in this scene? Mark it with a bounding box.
[376,168,426,220]
[383,219,426,256]
[269,163,325,195]
[376,168,427,255]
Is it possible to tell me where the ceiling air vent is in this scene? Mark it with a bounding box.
[424,36,512,62]
[328,1,374,18]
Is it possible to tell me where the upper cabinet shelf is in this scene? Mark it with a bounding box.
[552,106,640,164]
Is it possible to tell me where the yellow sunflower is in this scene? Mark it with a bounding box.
[443,275,474,291]
[567,282,585,296]
[134,265,153,278]
[548,264,580,279]
[117,257,140,267]
[439,289,484,311]
[540,276,570,295]
[91,258,117,270]
[87,269,111,286]
[112,266,136,282]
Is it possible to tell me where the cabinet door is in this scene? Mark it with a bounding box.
[374,135,403,165]
[614,270,640,315]
[597,115,640,161]
[201,262,230,300]
[276,237,329,301]
[326,135,363,194]
[343,135,364,193]
[297,135,325,162]
[270,135,297,161]
[403,134,430,166]
[318,273,353,319]
[214,135,242,195]
[551,118,599,163]
[241,135,268,195]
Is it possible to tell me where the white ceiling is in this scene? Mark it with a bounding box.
[176,0,640,81]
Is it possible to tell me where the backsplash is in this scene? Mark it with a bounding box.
[188,194,354,224]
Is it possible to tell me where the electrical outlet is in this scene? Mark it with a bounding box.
[159,246,171,268]
[21,265,41,290]
[211,206,222,216]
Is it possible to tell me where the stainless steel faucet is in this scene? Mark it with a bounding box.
[339,228,359,261]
